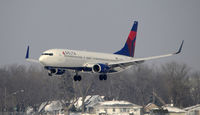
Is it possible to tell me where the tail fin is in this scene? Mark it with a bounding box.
[114,21,138,57]
[25,46,29,59]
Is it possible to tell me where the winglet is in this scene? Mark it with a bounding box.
[175,40,184,54]
[25,46,29,59]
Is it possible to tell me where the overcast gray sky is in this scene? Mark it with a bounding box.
[0,0,200,71]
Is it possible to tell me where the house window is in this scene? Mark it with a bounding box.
[104,108,107,113]
[123,108,126,112]
[120,109,123,112]
[113,108,115,112]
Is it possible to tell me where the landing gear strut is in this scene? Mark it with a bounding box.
[73,71,82,81]
[99,74,107,80]
[48,72,52,76]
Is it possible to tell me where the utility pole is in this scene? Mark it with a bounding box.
[3,88,25,112]
[4,87,7,112]
[152,88,155,104]
[153,91,166,106]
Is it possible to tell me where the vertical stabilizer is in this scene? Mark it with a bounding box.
[25,46,29,59]
[114,21,138,57]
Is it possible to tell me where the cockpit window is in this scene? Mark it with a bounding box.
[42,53,53,56]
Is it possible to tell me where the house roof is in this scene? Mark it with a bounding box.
[95,100,142,108]
[74,95,104,108]
[144,103,159,112]
[162,106,186,113]
[43,101,63,112]
[184,104,200,111]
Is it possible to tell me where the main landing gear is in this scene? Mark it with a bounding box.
[73,75,82,81]
[73,74,107,81]
[73,71,82,81]
[72,70,108,81]
[99,74,107,80]
[48,72,52,76]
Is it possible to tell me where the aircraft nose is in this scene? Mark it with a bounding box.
[39,56,45,64]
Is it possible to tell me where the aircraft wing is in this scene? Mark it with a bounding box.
[108,40,184,68]
[26,58,40,63]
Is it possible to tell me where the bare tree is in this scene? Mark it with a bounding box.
[0,61,199,112]
[160,62,191,107]
[57,71,79,115]
[75,73,95,113]
[189,72,200,104]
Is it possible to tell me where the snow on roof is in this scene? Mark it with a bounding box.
[26,107,34,114]
[44,101,63,112]
[96,100,142,108]
[38,101,48,112]
[145,103,159,109]
[162,106,186,113]
[100,100,132,105]
[184,104,200,111]
[74,95,104,108]
[70,113,82,115]
[85,95,105,107]
[145,103,159,112]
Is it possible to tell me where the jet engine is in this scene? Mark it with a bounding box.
[92,63,110,73]
[49,68,65,75]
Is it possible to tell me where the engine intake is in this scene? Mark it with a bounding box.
[50,68,65,75]
[92,63,109,73]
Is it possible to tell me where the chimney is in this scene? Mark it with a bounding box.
[171,99,174,107]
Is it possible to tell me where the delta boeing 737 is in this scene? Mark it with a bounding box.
[26,21,184,81]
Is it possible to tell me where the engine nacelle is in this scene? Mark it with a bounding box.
[92,63,110,73]
[49,68,65,75]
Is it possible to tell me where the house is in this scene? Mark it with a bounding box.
[37,95,104,114]
[93,100,143,115]
[144,103,168,115]
[144,103,187,115]
[162,105,186,115]
[184,104,200,115]
[38,100,63,114]
[144,103,160,113]
[74,95,105,112]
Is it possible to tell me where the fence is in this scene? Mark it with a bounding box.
[0,112,82,115]
[0,112,27,115]
[0,112,85,115]
[0,112,54,115]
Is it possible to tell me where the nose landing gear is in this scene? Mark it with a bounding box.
[73,75,82,81]
[99,74,107,80]
[73,70,82,81]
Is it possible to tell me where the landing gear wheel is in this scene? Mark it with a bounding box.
[74,75,82,81]
[99,75,104,80]
[48,72,52,76]
[73,75,77,81]
[77,75,81,81]
[103,74,107,80]
[99,74,107,80]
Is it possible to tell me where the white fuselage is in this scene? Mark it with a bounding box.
[39,49,133,68]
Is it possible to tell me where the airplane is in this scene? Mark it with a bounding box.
[25,21,184,81]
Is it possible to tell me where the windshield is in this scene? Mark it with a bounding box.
[41,53,53,56]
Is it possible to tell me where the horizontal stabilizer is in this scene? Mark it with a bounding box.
[25,46,39,63]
